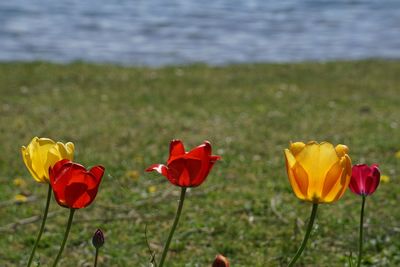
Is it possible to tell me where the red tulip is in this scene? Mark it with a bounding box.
[49,159,104,209]
[146,140,221,187]
[349,164,380,196]
[212,254,230,267]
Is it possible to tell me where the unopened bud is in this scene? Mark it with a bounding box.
[92,229,104,249]
[212,254,230,267]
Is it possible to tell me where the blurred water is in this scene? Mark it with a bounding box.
[0,0,399,65]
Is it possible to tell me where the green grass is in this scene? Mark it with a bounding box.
[0,60,399,266]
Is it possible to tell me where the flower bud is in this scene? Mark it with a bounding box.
[92,229,105,249]
[212,254,230,267]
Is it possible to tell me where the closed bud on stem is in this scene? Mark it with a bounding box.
[92,229,105,249]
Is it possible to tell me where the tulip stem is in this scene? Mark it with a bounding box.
[94,248,99,267]
[27,184,52,267]
[357,195,366,267]
[158,187,187,267]
[52,208,75,267]
[288,203,318,267]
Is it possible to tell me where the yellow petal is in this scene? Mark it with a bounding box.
[335,144,349,157]
[284,149,308,200]
[321,160,343,201]
[295,142,339,201]
[320,154,351,203]
[21,145,42,182]
[330,154,352,202]
[292,162,310,200]
[289,142,306,156]
[21,137,74,183]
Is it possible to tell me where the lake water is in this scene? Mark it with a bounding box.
[0,0,399,66]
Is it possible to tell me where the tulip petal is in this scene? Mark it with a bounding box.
[335,144,349,158]
[289,142,305,156]
[284,149,296,168]
[64,182,89,209]
[21,145,41,183]
[146,164,168,177]
[365,166,380,195]
[167,158,186,185]
[185,158,203,186]
[90,166,105,182]
[292,162,309,200]
[168,140,185,163]
[331,154,352,201]
[321,161,343,201]
[284,149,307,200]
[296,142,339,200]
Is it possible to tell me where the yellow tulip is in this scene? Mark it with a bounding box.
[284,141,352,203]
[21,137,75,183]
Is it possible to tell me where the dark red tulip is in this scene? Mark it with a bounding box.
[349,164,380,196]
[49,159,104,209]
[212,254,230,267]
[146,140,221,187]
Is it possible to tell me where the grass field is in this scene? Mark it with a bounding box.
[0,60,399,266]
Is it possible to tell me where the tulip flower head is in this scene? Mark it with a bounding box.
[92,229,105,249]
[146,140,221,187]
[212,254,230,267]
[349,164,380,196]
[21,137,74,183]
[49,159,104,209]
[284,141,352,203]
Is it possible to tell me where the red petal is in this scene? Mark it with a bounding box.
[168,140,185,163]
[146,164,168,176]
[51,162,75,207]
[90,166,105,182]
[166,159,186,186]
[187,141,211,159]
[64,182,90,209]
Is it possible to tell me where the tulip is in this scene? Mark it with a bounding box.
[212,254,230,267]
[21,137,74,183]
[92,229,105,249]
[50,159,104,267]
[349,164,380,267]
[146,140,221,187]
[92,229,105,267]
[284,141,352,267]
[146,140,220,267]
[22,137,74,267]
[49,159,104,209]
[284,141,352,203]
[349,164,380,196]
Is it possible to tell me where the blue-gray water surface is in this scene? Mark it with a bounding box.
[1,0,399,66]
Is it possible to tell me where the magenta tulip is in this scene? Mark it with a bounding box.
[350,163,381,267]
[349,164,380,196]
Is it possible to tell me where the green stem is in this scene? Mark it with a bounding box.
[27,183,52,267]
[288,203,319,267]
[357,196,366,267]
[158,187,187,267]
[52,209,75,267]
[94,248,99,267]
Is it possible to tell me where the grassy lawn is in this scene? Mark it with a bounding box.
[0,60,399,266]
